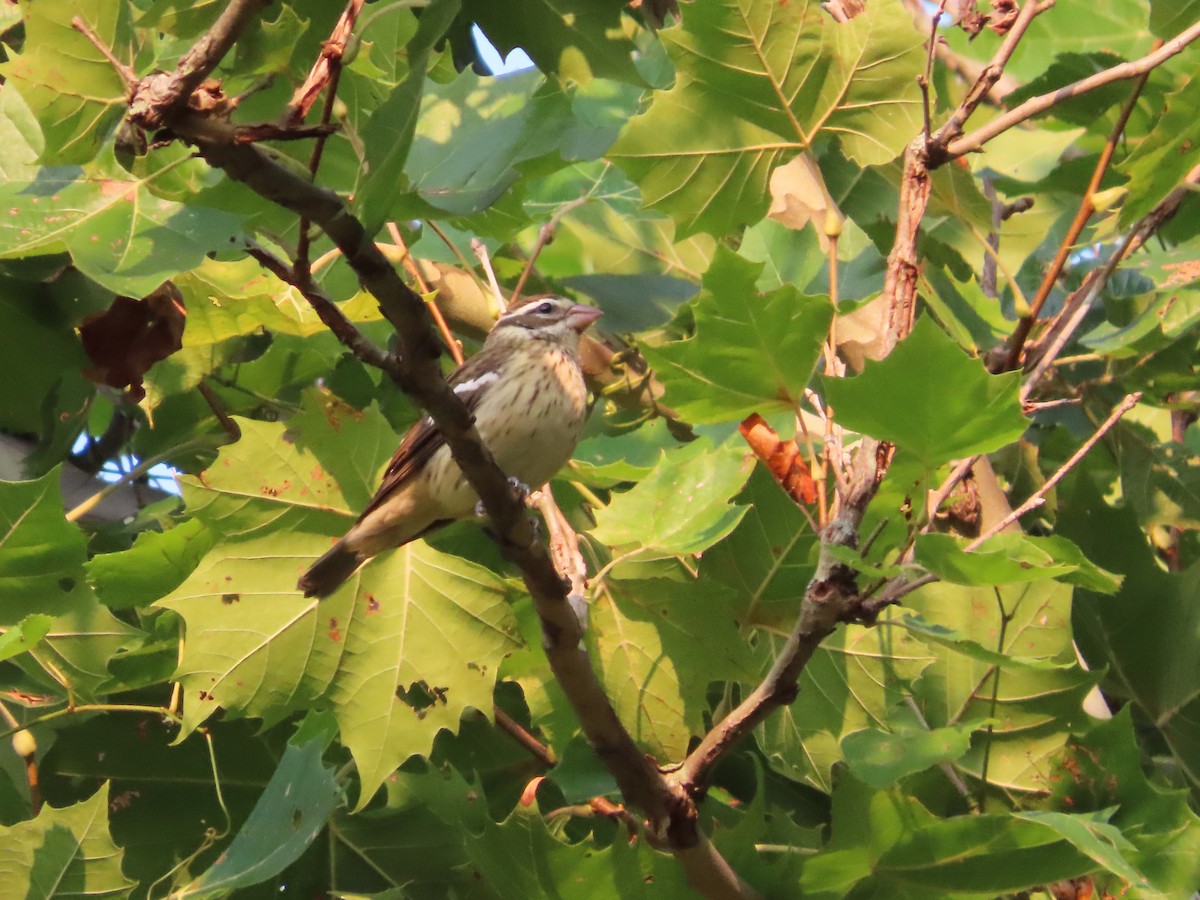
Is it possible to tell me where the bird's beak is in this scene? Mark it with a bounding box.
[565,304,603,333]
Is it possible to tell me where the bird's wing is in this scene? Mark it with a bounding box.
[357,352,502,519]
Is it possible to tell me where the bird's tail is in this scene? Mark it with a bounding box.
[298,541,364,598]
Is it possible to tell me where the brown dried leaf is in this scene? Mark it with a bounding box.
[79,281,186,401]
[987,0,1020,35]
[739,413,818,505]
[767,154,844,252]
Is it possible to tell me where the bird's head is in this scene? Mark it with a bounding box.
[489,295,603,350]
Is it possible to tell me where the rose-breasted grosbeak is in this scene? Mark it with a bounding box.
[298,295,602,598]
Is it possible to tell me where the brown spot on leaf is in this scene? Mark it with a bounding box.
[329,617,342,642]
[221,593,240,604]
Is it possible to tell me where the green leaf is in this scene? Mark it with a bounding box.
[824,316,1028,469]
[0,154,243,296]
[570,418,681,487]
[1046,710,1200,895]
[162,534,521,808]
[757,617,934,790]
[1150,0,1200,39]
[1013,811,1147,890]
[1119,427,1200,532]
[0,614,54,663]
[803,776,1100,896]
[590,578,757,758]
[872,812,1100,893]
[641,248,834,423]
[87,519,215,609]
[591,438,754,560]
[906,580,1095,792]
[610,0,924,236]
[402,70,628,219]
[357,0,460,236]
[1060,471,1200,794]
[0,291,90,434]
[0,84,43,181]
[0,469,144,697]
[37,716,287,889]
[179,415,367,540]
[916,532,1122,593]
[0,783,134,897]
[841,725,974,789]
[466,0,642,85]
[0,1,132,164]
[1120,74,1200,226]
[0,468,90,618]
[896,613,1076,671]
[705,466,819,631]
[179,738,339,898]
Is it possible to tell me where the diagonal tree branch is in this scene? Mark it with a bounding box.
[948,19,1200,158]
[108,0,699,856]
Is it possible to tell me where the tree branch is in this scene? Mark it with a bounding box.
[965,392,1142,548]
[119,5,695,852]
[1001,40,1161,371]
[127,0,274,130]
[948,19,1200,158]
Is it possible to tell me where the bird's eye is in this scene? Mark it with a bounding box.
[537,301,554,315]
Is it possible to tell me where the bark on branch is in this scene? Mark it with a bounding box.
[113,0,700,857]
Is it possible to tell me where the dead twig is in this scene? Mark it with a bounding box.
[1001,40,1162,370]
[294,0,362,274]
[965,392,1142,547]
[284,0,365,126]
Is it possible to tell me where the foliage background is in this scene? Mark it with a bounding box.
[0,0,1198,897]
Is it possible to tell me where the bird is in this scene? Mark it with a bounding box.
[298,295,603,598]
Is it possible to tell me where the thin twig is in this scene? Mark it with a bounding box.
[948,19,1200,157]
[917,1,948,142]
[295,1,362,275]
[387,222,464,364]
[965,392,1142,548]
[197,380,242,441]
[246,242,399,373]
[494,706,556,767]
[930,0,1044,157]
[899,0,1021,103]
[1002,42,1161,370]
[472,238,507,313]
[511,196,589,306]
[1021,163,1200,398]
[71,17,136,85]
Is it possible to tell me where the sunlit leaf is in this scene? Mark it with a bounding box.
[591,438,754,560]
[0,784,135,897]
[610,0,924,236]
[641,247,833,423]
[824,316,1028,469]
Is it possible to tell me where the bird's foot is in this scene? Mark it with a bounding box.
[474,478,532,519]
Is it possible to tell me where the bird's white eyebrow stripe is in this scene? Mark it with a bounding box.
[454,371,499,395]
